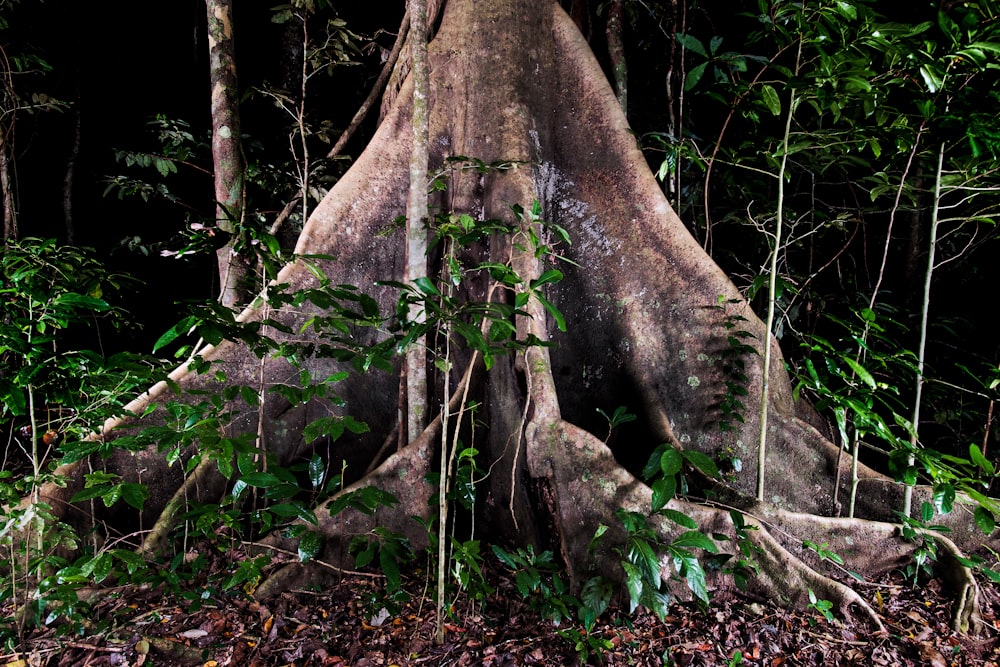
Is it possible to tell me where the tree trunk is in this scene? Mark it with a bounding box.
[0,118,17,240]
[31,0,990,634]
[206,0,248,308]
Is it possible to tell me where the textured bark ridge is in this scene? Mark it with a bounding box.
[33,0,989,633]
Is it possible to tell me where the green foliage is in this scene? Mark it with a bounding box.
[711,296,758,434]
[597,405,638,444]
[615,508,718,617]
[806,589,835,624]
[0,239,166,638]
[897,502,948,586]
[491,544,579,626]
[707,510,761,591]
[350,527,412,606]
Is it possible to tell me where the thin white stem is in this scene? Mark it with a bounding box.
[756,42,800,502]
[903,141,946,518]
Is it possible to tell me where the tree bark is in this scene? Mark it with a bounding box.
[206,0,248,308]
[0,117,17,240]
[406,0,430,443]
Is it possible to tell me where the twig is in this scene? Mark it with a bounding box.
[241,540,384,578]
[327,10,410,159]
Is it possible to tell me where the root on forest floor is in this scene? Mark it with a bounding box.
[513,232,980,637]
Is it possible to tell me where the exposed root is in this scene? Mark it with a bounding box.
[140,456,225,558]
[759,507,983,633]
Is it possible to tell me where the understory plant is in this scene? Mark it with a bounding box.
[0,238,164,642]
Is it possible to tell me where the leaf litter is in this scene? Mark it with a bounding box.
[4,545,1000,666]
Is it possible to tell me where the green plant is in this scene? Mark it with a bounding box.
[0,238,164,638]
[711,296,757,435]
[596,405,637,444]
[898,501,948,586]
[491,544,578,625]
[806,589,835,624]
[492,543,614,663]
[556,624,614,665]
[386,161,572,639]
[706,510,760,591]
[615,507,718,618]
[794,308,918,517]
[802,540,844,567]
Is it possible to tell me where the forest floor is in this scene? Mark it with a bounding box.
[6,543,1000,667]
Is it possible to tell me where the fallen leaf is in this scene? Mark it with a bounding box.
[918,642,947,667]
[370,607,391,627]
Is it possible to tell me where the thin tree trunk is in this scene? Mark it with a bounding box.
[606,0,627,116]
[756,43,800,502]
[903,141,946,518]
[63,101,80,244]
[406,0,430,445]
[0,122,16,240]
[206,0,248,308]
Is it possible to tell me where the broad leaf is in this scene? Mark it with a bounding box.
[761,84,781,116]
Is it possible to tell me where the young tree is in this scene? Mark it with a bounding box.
[206,0,248,307]
[27,0,991,633]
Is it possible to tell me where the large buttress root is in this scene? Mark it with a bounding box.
[13,0,993,636]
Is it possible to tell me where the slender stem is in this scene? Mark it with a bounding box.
[298,15,310,226]
[756,45,799,502]
[849,431,860,518]
[437,315,450,646]
[903,141,946,517]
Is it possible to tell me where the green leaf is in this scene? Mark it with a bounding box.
[970,444,995,475]
[491,545,518,569]
[239,471,281,488]
[631,538,662,589]
[835,1,857,20]
[380,547,402,592]
[53,292,110,312]
[671,530,718,553]
[530,269,563,289]
[119,483,149,510]
[622,561,643,613]
[298,530,323,563]
[685,62,708,91]
[89,552,114,584]
[659,448,684,477]
[919,65,943,93]
[933,484,956,515]
[761,84,781,116]
[680,552,710,604]
[920,501,935,523]
[650,476,677,512]
[270,502,318,525]
[682,450,720,478]
[308,455,326,490]
[580,576,612,619]
[974,506,995,535]
[413,276,441,296]
[534,293,566,332]
[153,316,198,353]
[240,385,259,406]
[841,356,876,389]
[659,508,697,529]
[675,33,707,58]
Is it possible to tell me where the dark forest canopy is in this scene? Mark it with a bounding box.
[2,0,1000,650]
